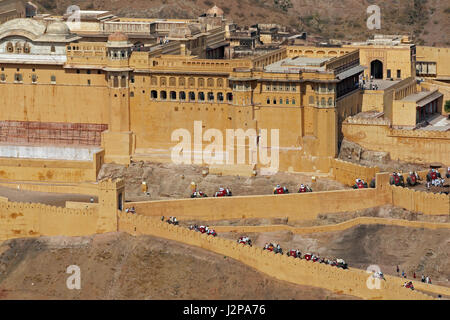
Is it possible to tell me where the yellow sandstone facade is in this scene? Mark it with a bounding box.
[0,19,365,174]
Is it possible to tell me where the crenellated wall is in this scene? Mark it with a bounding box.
[125,188,391,221]
[342,122,450,164]
[390,185,449,216]
[118,212,445,300]
[0,200,98,240]
[330,159,379,186]
[0,178,123,240]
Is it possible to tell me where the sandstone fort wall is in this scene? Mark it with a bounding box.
[342,122,450,164]
[118,212,442,299]
[125,189,391,221]
[0,200,98,241]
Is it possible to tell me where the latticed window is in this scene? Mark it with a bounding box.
[160,77,166,86]
[217,78,223,87]
[151,76,157,85]
[179,77,185,87]
[188,77,195,87]
[198,78,204,87]
[169,77,176,86]
[207,78,214,87]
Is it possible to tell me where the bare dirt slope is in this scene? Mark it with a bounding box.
[98,162,347,201]
[0,232,357,300]
[217,225,450,288]
[35,0,450,46]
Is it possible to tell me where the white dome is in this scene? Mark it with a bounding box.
[46,21,70,35]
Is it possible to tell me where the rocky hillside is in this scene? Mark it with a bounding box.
[34,0,450,46]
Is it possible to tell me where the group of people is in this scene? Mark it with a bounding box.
[125,206,136,214]
[397,266,432,285]
[264,242,282,253]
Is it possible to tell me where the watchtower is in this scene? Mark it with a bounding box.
[97,178,125,233]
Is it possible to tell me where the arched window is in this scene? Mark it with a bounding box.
[279,98,283,104]
[160,77,166,86]
[328,98,333,106]
[23,43,30,54]
[160,91,167,100]
[217,78,223,87]
[15,43,22,54]
[321,97,326,106]
[292,99,296,105]
[273,99,277,105]
[188,77,195,87]
[198,92,205,101]
[170,91,176,100]
[207,92,214,102]
[151,90,158,99]
[151,76,157,85]
[266,98,270,104]
[207,78,214,87]
[198,78,204,87]
[169,77,176,86]
[179,77,185,87]
[6,42,13,53]
[226,93,233,102]
[189,91,195,101]
[217,92,224,102]
[179,91,186,101]
[286,99,289,104]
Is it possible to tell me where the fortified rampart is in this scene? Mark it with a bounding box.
[330,158,379,186]
[118,213,444,300]
[0,201,98,240]
[125,189,391,221]
[0,177,448,298]
[0,178,123,240]
[342,121,450,164]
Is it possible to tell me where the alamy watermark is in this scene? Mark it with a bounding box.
[367,5,381,30]
[171,121,280,174]
[66,5,81,29]
[366,264,384,290]
[66,265,81,290]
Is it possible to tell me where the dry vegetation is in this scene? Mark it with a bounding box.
[34,0,450,46]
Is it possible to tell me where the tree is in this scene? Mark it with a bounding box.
[445,100,450,113]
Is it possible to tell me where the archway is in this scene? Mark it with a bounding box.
[370,60,383,79]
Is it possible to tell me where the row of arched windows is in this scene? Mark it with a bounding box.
[149,90,232,102]
[266,98,297,105]
[6,42,31,54]
[149,76,225,88]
